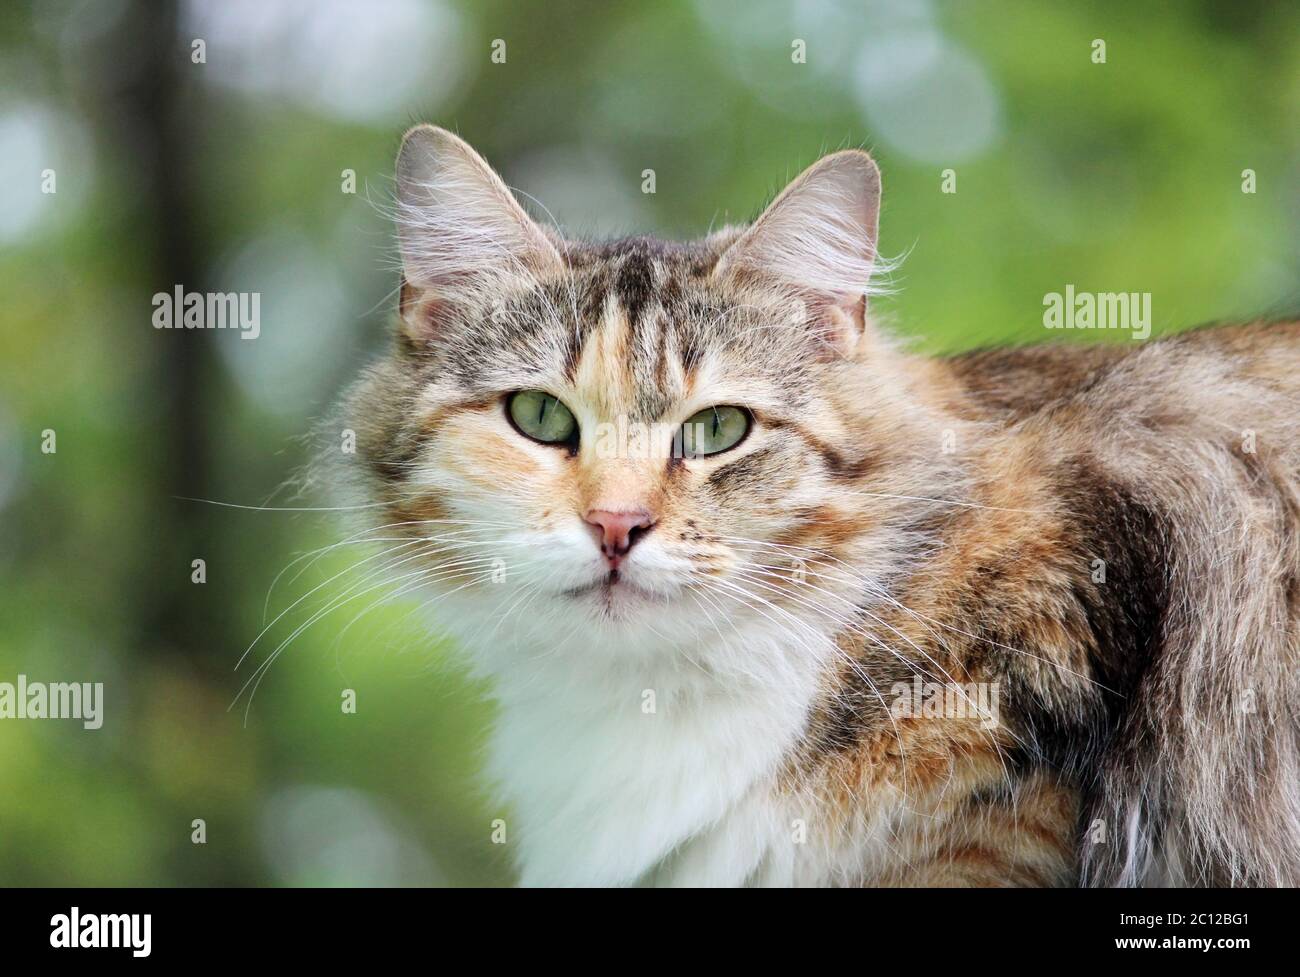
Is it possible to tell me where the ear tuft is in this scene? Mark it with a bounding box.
[713,150,883,354]
[395,125,562,312]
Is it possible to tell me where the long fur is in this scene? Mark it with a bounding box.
[327,127,1300,887]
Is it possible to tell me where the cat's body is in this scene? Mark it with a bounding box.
[336,126,1300,886]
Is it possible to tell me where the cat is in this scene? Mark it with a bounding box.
[330,124,1300,886]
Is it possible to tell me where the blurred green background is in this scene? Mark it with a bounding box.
[0,0,1296,886]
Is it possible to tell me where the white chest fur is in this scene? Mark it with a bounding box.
[472,620,833,887]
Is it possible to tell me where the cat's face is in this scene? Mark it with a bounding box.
[347,127,928,656]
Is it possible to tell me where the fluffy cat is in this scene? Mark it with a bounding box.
[332,125,1300,886]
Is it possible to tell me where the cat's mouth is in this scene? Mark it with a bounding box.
[560,569,662,607]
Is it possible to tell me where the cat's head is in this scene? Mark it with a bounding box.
[344,126,947,663]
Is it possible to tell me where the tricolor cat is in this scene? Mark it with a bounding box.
[329,125,1300,886]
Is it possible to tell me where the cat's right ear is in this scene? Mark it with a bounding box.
[394,125,562,340]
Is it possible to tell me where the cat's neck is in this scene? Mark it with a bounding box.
[473,611,836,886]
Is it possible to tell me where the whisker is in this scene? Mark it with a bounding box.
[175,495,393,513]
[234,555,510,723]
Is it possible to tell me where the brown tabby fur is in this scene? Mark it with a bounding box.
[801,320,1300,886]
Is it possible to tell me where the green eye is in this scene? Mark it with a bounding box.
[681,406,751,457]
[507,390,578,446]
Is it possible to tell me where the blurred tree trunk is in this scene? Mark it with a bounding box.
[94,0,226,670]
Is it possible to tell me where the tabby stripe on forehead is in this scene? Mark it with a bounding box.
[562,292,600,382]
[614,250,656,327]
[653,309,671,392]
[619,254,665,420]
[560,252,673,422]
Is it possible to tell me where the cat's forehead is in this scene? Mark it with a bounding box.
[564,242,714,420]
[442,236,816,420]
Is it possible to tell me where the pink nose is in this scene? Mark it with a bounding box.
[584,509,655,566]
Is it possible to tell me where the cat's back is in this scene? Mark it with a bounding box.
[938,319,1300,886]
[1064,319,1300,462]
[948,318,1300,439]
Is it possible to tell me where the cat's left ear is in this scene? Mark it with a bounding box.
[713,150,882,356]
